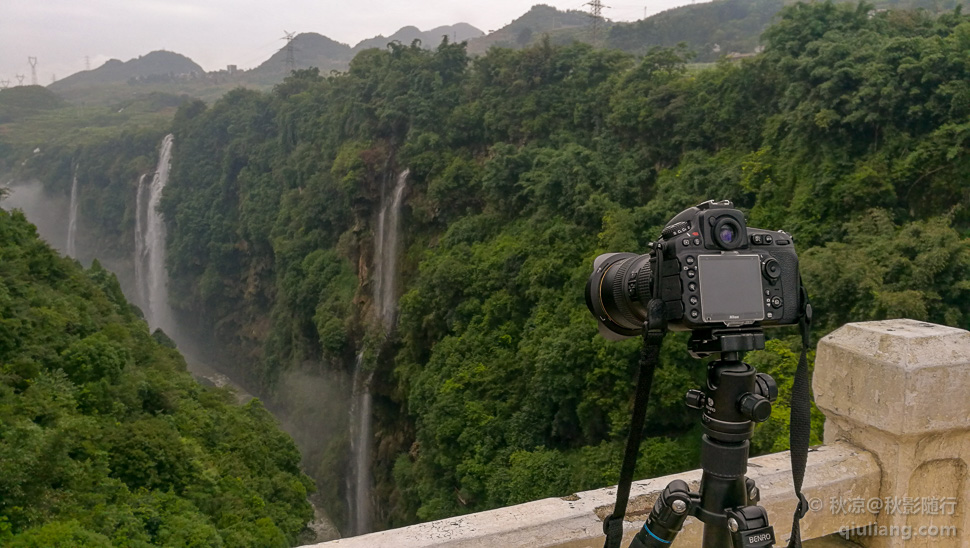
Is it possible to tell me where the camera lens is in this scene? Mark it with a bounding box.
[713,217,743,250]
[585,253,653,339]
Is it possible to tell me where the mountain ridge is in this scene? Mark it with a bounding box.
[49,50,204,91]
[34,0,970,102]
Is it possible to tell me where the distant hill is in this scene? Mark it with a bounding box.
[462,0,780,60]
[50,50,204,91]
[466,4,591,55]
[0,85,66,123]
[606,0,968,60]
[246,24,484,84]
[248,32,354,83]
[606,0,784,61]
[353,23,484,51]
[473,0,969,62]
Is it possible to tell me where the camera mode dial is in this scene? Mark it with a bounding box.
[662,221,691,239]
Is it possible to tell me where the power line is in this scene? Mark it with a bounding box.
[586,0,609,44]
[282,31,296,73]
[28,57,38,85]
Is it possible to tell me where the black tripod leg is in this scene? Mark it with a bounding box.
[629,480,695,547]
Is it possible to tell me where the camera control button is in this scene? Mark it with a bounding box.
[751,234,764,245]
[690,309,700,319]
[685,255,695,265]
[688,282,697,292]
[686,269,696,279]
[682,238,691,246]
[764,235,774,244]
[775,239,790,245]
[771,297,783,309]
[689,296,699,305]
[692,238,702,246]
[762,258,781,280]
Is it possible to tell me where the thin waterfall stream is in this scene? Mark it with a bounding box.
[348,168,409,536]
[66,166,79,257]
[133,173,149,310]
[136,134,176,337]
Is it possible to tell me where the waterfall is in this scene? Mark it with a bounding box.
[347,353,373,536]
[348,168,409,536]
[66,168,79,257]
[135,134,176,335]
[132,137,257,400]
[133,174,149,310]
[374,169,409,333]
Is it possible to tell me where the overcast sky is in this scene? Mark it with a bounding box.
[0,0,698,86]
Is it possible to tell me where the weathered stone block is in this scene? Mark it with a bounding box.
[815,319,970,548]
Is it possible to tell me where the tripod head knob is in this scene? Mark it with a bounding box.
[685,389,707,410]
[738,393,772,422]
[754,373,777,402]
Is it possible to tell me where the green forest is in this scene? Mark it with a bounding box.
[0,209,315,546]
[4,0,970,541]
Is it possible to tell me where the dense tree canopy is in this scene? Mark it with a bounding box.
[0,209,314,546]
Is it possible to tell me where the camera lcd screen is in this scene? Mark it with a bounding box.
[697,254,765,324]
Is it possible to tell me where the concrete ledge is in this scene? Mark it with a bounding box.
[815,319,970,437]
[305,442,878,547]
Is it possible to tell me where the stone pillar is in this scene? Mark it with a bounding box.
[815,319,970,547]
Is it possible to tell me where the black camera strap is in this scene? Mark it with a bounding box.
[786,290,813,548]
[602,299,667,548]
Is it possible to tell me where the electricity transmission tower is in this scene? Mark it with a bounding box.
[16,74,24,86]
[28,57,38,85]
[282,31,296,73]
[0,80,9,89]
[586,0,609,45]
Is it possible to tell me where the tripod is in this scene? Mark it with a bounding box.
[630,327,778,548]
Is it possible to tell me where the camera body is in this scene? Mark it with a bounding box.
[657,200,800,331]
[586,200,802,339]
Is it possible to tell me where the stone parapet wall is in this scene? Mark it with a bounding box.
[306,444,877,547]
[306,319,970,547]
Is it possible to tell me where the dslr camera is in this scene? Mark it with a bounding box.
[586,200,801,339]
